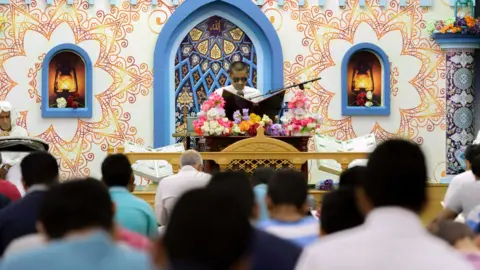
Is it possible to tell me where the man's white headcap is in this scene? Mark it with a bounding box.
[0,101,18,127]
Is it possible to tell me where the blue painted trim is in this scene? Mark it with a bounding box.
[41,43,93,118]
[399,0,406,6]
[341,43,391,116]
[26,0,31,4]
[378,0,386,6]
[432,33,480,49]
[172,0,179,6]
[298,0,305,6]
[419,0,433,6]
[339,0,346,6]
[317,0,325,6]
[46,0,53,4]
[109,0,116,5]
[153,0,284,147]
[359,0,366,7]
[88,0,94,5]
[130,0,137,5]
[67,0,73,4]
[256,0,264,5]
[278,0,284,6]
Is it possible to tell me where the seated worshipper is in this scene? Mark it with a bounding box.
[430,221,480,269]
[214,61,261,101]
[296,139,475,270]
[0,101,29,195]
[251,167,275,222]
[435,155,480,223]
[320,188,364,235]
[339,165,366,188]
[207,172,302,270]
[155,150,210,226]
[0,179,155,270]
[0,151,58,256]
[257,170,318,247]
[101,154,158,239]
[0,178,21,203]
[154,188,252,270]
[444,144,480,206]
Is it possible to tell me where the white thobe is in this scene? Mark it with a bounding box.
[214,85,262,102]
[2,126,29,195]
[295,207,475,270]
[154,166,211,226]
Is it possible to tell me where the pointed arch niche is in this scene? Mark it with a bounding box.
[153,0,284,147]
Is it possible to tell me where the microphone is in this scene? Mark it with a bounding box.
[248,77,322,101]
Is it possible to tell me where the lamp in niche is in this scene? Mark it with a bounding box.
[54,62,78,98]
[352,62,374,92]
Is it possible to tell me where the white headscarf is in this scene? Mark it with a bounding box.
[0,101,18,129]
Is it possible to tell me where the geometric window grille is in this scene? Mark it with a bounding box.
[174,15,257,137]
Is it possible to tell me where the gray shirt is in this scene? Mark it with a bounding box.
[445,180,480,217]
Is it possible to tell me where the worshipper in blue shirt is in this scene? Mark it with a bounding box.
[101,154,158,239]
[257,170,319,247]
[206,172,302,270]
[0,179,154,270]
[154,188,252,269]
[0,152,59,256]
[251,167,275,222]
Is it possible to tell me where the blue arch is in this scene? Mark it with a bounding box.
[341,43,391,116]
[153,0,284,147]
[41,43,93,118]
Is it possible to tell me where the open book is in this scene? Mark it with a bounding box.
[313,134,376,175]
[222,89,286,120]
[124,142,185,182]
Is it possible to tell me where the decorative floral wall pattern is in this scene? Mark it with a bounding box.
[0,0,452,182]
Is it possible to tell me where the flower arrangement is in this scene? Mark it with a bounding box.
[356,91,376,107]
[427,16,480,35]
[193,93,233,136]
[281,91,322,136]
[231,109,283,136]
[50,93,83,109]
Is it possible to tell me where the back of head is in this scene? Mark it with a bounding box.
[180,150,203,168]
[465,144,480,166]
[20,152,59,187]
[206,171,253,218]
[471,155,480,178]
[339,166,366,188]
[364,139,427,213]
[38,178,114,239]
[321,188,364,234]
[251,167,275,186]
[267,170,307,209]
[228,61,248,74]
[431,220,475,246]
[162,188,252,270]
[0,193,11,210]
[101,154,132,188]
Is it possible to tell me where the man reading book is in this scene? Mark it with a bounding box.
[214,61,261,101]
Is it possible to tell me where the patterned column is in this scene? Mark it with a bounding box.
[446,49,475,174]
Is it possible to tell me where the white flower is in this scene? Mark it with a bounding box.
[287,125,294,131]
[197,111,205,117]
[207,109,219,120]
[365,101,373,107]
[209,121,219,129]
[366,91,373,100]
[293,108,307,116]
[280,115,291,124]
[233,125,241,134]
[214,127,224,135]
[259,121,265,127]
[315,128,322,134]
[307,122,316,129]
[261,114,272,124]
[56,97,67,108]
[224,128,230,134]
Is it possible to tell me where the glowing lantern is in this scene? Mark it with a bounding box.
[351,62,374,92]
[54,63,78,94]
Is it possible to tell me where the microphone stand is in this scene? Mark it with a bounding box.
[248,77,322,101]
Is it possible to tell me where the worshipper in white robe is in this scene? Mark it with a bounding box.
[0,101,29,195]
[154,150,211,226]
[214,61,261,102]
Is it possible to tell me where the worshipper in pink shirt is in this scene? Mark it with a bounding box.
[430,220,480,269]
[117,226,152,251]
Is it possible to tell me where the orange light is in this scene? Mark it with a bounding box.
[353,73,373,91]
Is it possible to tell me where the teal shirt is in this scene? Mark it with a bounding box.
[109,187,158,239]
[254,184,269,222]
[0,232,154,270]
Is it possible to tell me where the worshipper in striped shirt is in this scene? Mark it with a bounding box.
[257,170,318,247]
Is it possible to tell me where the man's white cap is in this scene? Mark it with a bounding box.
[0,101,13,112]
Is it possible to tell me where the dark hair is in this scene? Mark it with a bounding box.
[321,188,364,234]
[228,61,248,74]
[163,188,252,270]
[251,167,275,186]
[206,172,254,218]
[20,152,59,187]
[38,178,114,239]
[431,220,475,246]
[363,139,427,213]
[101,154,133,188]
[268,170,307,209]
[465,144,480,164]
[339,166,366,188]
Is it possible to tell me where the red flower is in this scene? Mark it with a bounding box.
[72,93,80,99]
[66,96,74,107]
[356,92,366,106]
[247,123,259,136]
[72,101,79,109]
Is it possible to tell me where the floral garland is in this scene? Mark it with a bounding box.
[51,93,83,109]
[231,109,284,136]
[427,16,480,35]
[193,93,233,136]
[281,91,322,135]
